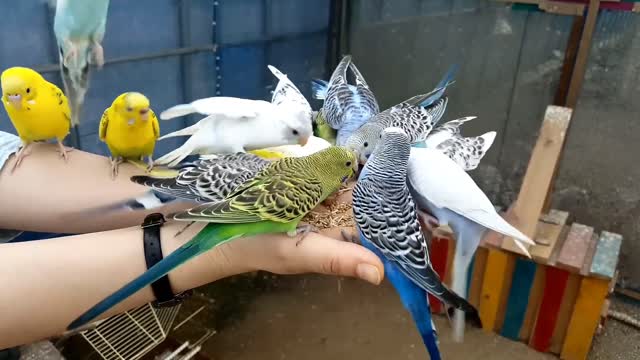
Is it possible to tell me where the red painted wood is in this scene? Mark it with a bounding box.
[428,236,449,313]
[530,267,570,352]
[558,0,636,12]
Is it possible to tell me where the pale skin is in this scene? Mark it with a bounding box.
[0,143,384,348]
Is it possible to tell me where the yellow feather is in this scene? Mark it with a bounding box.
[1,67,70,143]
[100,92,159,160]
[248,149,286,160]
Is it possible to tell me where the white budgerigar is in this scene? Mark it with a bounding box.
[156,97,312,167]
[407,147,535,343]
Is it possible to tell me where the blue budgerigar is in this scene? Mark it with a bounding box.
[311,55,379,146]
[52,0,110,126]
[344,65,458,163]
[407,146,534,343]
[352,127,481,359]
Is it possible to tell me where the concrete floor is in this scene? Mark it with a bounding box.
[171,274,561,360]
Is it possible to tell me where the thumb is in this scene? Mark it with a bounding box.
[282,230,384,285]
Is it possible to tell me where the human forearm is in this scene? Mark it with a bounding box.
[0,221,230,348]
[0,143,190,233]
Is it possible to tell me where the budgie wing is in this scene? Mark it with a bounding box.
[131,153,270,203]
[268,65,311,111]
[98,108,109,142]
[175,165,324,223]
[150,110,160,139]
[191,97,265,119]
[353,180,442,293]
[49,83,72,125]
[407,147,533,244]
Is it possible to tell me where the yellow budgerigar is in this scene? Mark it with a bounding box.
[99,92,159,179]
[1,66,73,172]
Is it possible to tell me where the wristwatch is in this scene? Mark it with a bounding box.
[141,213,192,308]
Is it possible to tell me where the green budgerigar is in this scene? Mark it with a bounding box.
[68,146,358,330]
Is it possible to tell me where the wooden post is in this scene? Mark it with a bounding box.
[501,106,572,255]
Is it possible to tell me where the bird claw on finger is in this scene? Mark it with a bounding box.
[110,157,122,180]
[293,224,319,246]
[10,145,32,173]
[340,229,360,244]
[145,157,154,173]
[56,143,74,163]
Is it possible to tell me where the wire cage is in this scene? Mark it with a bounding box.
[79,303,181,360]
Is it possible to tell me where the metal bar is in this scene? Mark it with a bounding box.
[31,45,218,74]
[178,0,193,130]
[173,305,205,330]
[163,341,191,360]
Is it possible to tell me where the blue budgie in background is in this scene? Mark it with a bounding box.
[52,0,110,127]
[311,55,379,146]
[407,146,535,342]
[351,127,482,359]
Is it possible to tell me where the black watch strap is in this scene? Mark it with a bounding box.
[142,213,192,308]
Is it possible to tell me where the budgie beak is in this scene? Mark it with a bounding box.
[7,94,22,110]
[127,118,135,126]
[140,108,150,121]
[298,135,309,146]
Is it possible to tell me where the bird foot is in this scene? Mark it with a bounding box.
[10,144,32,173]
[417,210,440,233]
[91,42,105,68]
[63,41,78,67]
[56,142,73,163]
[340,229,360,244]
[110,157,123,179]
[289,224,319,246]
[145,157,154,173]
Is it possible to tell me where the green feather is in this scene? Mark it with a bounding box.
[314,110,337,145]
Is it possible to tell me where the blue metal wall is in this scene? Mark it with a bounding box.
[0,0,331,157]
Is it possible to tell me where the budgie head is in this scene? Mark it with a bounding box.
[114,92,152,126]
[1,67,45,112]
[363,127,411,175]
[345,122,385,164]
[276,103,314,146]
[304,146,358,193]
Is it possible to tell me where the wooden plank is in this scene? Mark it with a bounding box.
[566,0,601,108]
[557,223,594,272]
[479,249,515,332]
[550,273,581,354]
[444,237,456,287]
[428,236,450,314]
[519,265,546,342]
[530,210,569,262]
[580,232,600,276]
[467,247,489,308]
[539,0,586,15]
[500,258,537,340]
[590,231,623,280]
[530,266,570,352]
[561,277,610,360]
[501,106,572,255]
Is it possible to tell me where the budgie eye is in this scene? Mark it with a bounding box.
[127,107,133,112]
[363,142,368,148]
[292,129,299,136]
[345,161,352,167]
[26,88,30,94]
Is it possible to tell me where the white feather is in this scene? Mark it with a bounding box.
[408,147,534,247]
[159,97,266,120]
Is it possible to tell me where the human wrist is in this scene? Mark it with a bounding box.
[159,221,249,294]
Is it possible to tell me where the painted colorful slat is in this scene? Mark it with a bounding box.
[500,258,537,340]
[561,277,610,360]
[529,266,570,352]
[501,106,572,255]
[590,231,623,280]
[444,237,456,287]
[479,249,515,332]
[467,247,489,308]
[549,273,581,354]
[519,267,546,342]
[428,236,450,314]
[557,223,594,272]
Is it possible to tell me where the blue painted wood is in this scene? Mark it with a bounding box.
[590,231,623,280]
[500,258,537,340]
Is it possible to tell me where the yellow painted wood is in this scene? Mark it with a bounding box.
[479,249,515,332]
[468,247,489,308]
[561,277,609,360]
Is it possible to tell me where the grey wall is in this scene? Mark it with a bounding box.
[348,0,639,287]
